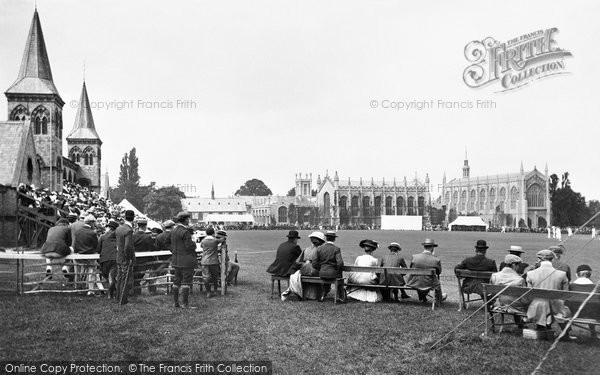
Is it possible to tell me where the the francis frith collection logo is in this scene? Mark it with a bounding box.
[463,28,573,92]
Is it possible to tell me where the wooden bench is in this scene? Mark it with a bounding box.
[454,269,494,311]
[270,275,290,298]
[342,266,440,310]
[482,284,600,336]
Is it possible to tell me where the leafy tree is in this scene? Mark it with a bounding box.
[287,187,295,197]
[112,148,146,209]
[143,186,186,221]
[235,179,272,196]
[551,172,588,227]
[429,206,446,226]
[588,200,600,227]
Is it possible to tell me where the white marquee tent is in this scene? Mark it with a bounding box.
[448,216,488,231]
[117,199,162,229]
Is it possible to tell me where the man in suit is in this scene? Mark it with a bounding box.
[115,210,136,305]
[455,239,498,298]
[133,218,156,295]
[73,214,100,295]
[98,220,119,299]
[498,245,529,275]
[314,231,345,302]
[406,238,446,303]
[490,254,528,316]
[526,249,574,339]
[550,245,572,281]
[171,211,198,308]
[266,230,302,277]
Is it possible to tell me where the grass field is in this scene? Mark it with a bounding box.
[1,230,599,375]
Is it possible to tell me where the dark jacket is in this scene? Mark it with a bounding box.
[73,224,98,254]
[314,242,344,279]
[115,223,135,265]
[133,230,156,264]
[70,220,85,247]
[454,253,497,295]
[266,240,302,276]
[154,230,173,261]
[380,252,407,286]
[41,224,72,257]
[98,230,117,263]
[170,224,197,268]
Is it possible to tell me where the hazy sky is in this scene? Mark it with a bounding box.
[1,0,598,200]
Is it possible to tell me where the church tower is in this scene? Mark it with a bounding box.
[5,9,64,191]
[462,148,470,178]
[295,173,312,197]
[66,81,102,191]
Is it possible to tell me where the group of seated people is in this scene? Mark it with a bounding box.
[266,231,447,304]
[455,241,598,339]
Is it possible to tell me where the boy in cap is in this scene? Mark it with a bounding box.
[380,242,410,301]
[133,218,156,295]
[200,227,226,298]
[568,265,599,339]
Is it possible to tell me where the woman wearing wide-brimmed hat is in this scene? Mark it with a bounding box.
[281,231,326,301]
[380,242,411,302]
[346,239,382,303]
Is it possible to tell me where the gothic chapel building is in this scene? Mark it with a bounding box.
[2,9,102,192]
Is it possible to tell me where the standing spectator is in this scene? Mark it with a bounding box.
[266,230,302,277]
[406,239,446,303]
[200,227,225,298]
[314,231,345,303]
[171,211,198,308]
[216,230,239,286]
[98,220,119,299]
[73,214,100,295]
[133,219,156,295]
[115,210,136,305]
[454,240,497,298]
[380,242,410,301]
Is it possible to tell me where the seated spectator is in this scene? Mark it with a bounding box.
[266,230,302,277]
[526,249,574,339]
[281,231,324,301]
[314,231,345,302]
[40,218,72,277]
[498,245,529,276]
[455,239,497,298]
[490,254,528,316]
[346,239,382,303]
[73,214,102,295]
[567,265,599,339]
[380,242,410,301]
[406,239,446,303]
[549,245,571,281]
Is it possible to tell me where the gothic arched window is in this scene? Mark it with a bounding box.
[461,190,467,211]
[479,189,486,211]
[510,187,518,209]
[10,105,29,121]
[42,117,48,134]
[489,188,496,210]
[396,196,405,215]
[469,189,476,211]
[35,117,41,134]
[499,188,507,211]
[323,192,331,217]
[527,184,544,208]
[278,206,288,223]
[385,196,393,215]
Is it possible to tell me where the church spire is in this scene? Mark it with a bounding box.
[462,149,470,178]
[67,81,101,140]
[211,182,215,199]
[6,9,60,96]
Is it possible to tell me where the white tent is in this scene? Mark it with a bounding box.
[448,216,488,231]
[117,199,162,229]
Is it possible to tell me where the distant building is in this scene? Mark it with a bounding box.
[181,197,253,225]
[316,171,432,227]
[440,153,551,228]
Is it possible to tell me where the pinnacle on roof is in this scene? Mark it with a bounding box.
[6,9,61,96]
[67,82,101,140]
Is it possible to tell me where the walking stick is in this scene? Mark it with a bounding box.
[119,259,133,305]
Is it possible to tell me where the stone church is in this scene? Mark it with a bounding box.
[1,9,103,192]
[440,152,551,228]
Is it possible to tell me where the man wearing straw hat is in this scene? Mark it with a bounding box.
[499,245,529,275]
[406,238,446,303]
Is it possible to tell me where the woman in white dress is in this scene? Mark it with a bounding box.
[346,239,382,302]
